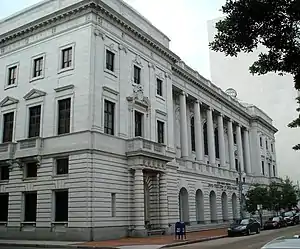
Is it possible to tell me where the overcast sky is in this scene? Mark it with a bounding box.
[0,0,225,79]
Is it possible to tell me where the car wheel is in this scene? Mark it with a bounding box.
[256,227,260,234]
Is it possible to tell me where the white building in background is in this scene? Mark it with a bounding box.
[208,18,300,181]
[0,0,278,241]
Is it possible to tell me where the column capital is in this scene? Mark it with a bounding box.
[236,123,242,128]
[195,99,202,105]
[219,113,224,118]
[207,106,214,111]
[228,118,233,123]
[244,127,249,132]
[180,90,188,97]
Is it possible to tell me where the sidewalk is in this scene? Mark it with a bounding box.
[0,228,227,249]
[77,227,227,248]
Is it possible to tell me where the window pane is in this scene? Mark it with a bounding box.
[3,112,14,143]
[28,105,41,138]
[58,98,71,135]
[56,158,69,175]
[104,100,115,135]
[1,166,9,180]
[24,192,37,222]
[26,162,37,178]
[55,190,68,222]
[0,194,8,222]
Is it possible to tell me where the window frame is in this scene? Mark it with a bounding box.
[156,78,163,97]
[24,162,38,179]
[0,193,9,222]
[0,165,9,181]
[55,157,69,176]
[133,65,141,85]
[104,99,115,136]
[30,53,46,81]
[105,50,115,72]
[5,62,19,90]
[28,105,42,138]
[2,111,15,143]
[157,120,165,144]
[23,191,37,223]
[134,110,144,137]
[53,189,69,223]
[58,43,75,74]
[57,97,72,135]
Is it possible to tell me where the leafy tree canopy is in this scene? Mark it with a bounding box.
[209,0,300,150]
[245,178,299,214]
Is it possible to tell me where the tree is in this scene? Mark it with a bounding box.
[245,184,269,214]
[209,0,300,150]
[281,177,298,209]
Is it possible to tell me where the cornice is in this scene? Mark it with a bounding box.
[0,0,180,64]
[172,65,252,120]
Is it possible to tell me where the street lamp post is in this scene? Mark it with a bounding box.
[237,163,246,219]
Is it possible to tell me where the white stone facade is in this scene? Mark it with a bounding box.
[0,0,278,241]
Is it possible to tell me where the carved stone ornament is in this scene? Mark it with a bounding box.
[165,72,171,79]
[133,55,142,66]
[108,43,115,50]
[133,84,144,101]
[94,29,106,40]
[148,62,156,70]
[127,84,151,110]
[118,44,128,53]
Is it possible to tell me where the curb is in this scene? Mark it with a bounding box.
[161,235,228,248]
[0,243,118,249]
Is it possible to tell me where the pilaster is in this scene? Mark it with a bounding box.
[159,172,169,229]
[217,114,226,167]
[227,119,235,170]
[194,100,203,161]
[243,128,251,174]
[206,107,216,165]
[236,124,244,172]
[179,91,189,158]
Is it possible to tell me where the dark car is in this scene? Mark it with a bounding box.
[228,218,261,236]
[264,216,287,230]
[282,211,299,225]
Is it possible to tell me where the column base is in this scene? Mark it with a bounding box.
[131,227,147,237]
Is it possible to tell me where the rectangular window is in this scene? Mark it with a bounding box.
[134,111,143,137]
[235,159,238,171]
[271,143,274,152]
[61,47,72,69]
[156,78,163,96]
[58,98,71,135]
[157,120,164,144]
[106,50,115,72]
[111,193,116,217]
[266,140,268,150]
[260,137,262,147]
[0,166,9,180]
[25,162,37,178]
[54,190,68,222]
[261,161,265,175]
[133,65,141,84]
[273,165,276,177]
[191,117,195,151]
[56,158,69,175]
[2,112,14,143]
[104,100,115,135]
[0,193,9,222]
[28,105,41,138]
[24,192,37,222]
[233,133,237,144]
[8,66,17,86]
[33,57,43,78]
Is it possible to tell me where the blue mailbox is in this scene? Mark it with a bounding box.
[175,222,186,240]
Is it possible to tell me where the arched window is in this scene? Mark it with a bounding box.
[214,127,219,159]
[191,117,195,151]
[203,122,208,155]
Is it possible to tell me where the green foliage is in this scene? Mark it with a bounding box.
[209,0,300,150]
[245,177,298,213]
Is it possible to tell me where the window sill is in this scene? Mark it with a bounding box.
[21,222,36,227]
[30,75,44,83]
[58,67,74,75]
[4,84,17,91]
[23,177,37,181]
[104,69,117,78]
[51,222,68,227]
[53,174,69,179]
[156,95,165,102]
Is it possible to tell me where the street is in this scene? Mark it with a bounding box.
[175,225,300,249]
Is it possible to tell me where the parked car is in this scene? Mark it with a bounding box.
[282,211,299,225]
[261,235,300,249]
[263,216,287,230]
[228,218,260,236]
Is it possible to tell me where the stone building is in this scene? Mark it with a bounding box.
[0,0,278,241]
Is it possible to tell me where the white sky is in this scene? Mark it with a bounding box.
[0,0,225,79]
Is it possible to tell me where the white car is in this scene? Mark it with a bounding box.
[261,235,300,249]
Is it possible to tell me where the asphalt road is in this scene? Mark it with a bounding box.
[175,225,300,249]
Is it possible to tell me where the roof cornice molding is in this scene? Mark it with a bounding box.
[172,65,252,120]
[0,0,180,63]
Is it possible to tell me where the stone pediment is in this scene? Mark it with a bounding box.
[0,96,19,107]
[23,89,46,100]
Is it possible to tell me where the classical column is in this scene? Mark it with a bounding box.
[227,119,235,170]
[194,100,203,161]
[236,124,244,172]
[159,172,169,229]
[243,128,251,174]
[179,91,189,158]
[206,107,216,165]
[217,114,226,167]
[134,168,145,231]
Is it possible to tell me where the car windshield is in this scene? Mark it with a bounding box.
[240,219,249,225]
[283,211,294,217]
[272,217,280,222]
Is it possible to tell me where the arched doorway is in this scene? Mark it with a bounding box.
[195,189,204,223]
[209,190,217,222]
[221,192,228,221]
[179,188,189,223]
[232,193,238,220]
